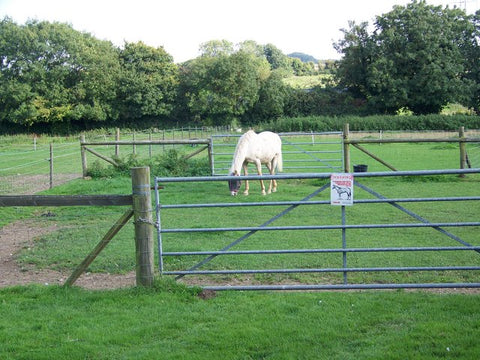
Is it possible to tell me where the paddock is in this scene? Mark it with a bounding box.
[154,169,480,291]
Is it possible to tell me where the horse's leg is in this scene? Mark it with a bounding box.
[243,163,249,195]
[265,162,274,194]
[269,158,278,193]
[255,160,266,195]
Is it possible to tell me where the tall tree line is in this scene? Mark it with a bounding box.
[1,0,479,133]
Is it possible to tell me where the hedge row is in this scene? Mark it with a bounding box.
[261,115,480,133]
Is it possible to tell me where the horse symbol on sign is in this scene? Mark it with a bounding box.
[332,184,351,200]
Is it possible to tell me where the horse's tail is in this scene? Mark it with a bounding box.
[276,150,283,172]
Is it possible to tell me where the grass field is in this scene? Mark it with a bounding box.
[1,283,479,359]
[1,131,479,359]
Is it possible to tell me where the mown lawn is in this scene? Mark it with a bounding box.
[0,282,479,360]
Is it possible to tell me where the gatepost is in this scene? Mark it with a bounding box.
[131,167,154,286]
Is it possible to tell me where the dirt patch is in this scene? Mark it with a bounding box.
[0,219,135,290]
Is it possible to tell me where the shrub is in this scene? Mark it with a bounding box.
[86,150,211,179]
[153,149,210,177]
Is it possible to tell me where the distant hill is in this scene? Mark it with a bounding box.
[288,52,318,63]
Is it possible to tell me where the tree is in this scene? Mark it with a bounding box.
[334,1,477,114]
[238,40,264,57]
[246,70,290,122]
[199,39,234,57]
[117,42,178,122]
[0,18,121,128]
[333,21,374,99]
[178,50,270,126]
[263,43,291,72]
[462,10,480,113]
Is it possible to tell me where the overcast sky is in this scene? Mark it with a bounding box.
[0,0,478,63]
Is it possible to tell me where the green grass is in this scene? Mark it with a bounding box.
[0,282,479,360]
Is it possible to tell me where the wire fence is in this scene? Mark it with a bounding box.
[0,126,232,195]
[466,142,480,168]
[1,128,479,195]
[0,141,81,195]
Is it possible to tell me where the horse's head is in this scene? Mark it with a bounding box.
[228,171,241,196]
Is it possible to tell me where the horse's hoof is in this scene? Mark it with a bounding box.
[243,191,249,196]
[261,191,266,196]
[272,188,277,193]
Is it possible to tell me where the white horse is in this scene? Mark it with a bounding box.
[228,130,283,196]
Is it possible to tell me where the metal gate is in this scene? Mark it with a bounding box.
[154,169,480,291]
[210,132,343,175]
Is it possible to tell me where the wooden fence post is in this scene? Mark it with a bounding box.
[131,167,154,286]
[208,137,214,175]
[115,128,120,157]
[459,126,466,178]
[149,131,152,158]
[80,134,88,178]
[49,143,53,189]
[133,130,136,155]
[343,123,350,173]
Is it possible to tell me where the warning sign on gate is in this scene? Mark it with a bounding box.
[330,173,354,206]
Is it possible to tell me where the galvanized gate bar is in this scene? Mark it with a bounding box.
[161,222,480,233]
[201,283,480,291]
[159,196,480,209]
[156,168,480,183]
[163,246,480,256]
[164,265,480,276]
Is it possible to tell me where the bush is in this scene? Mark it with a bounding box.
[153,149,210,177]
[87,150,211,179]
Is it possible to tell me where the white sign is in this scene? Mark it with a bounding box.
[330,173,354,206]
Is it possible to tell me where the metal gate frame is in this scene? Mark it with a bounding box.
[154,169,480,291]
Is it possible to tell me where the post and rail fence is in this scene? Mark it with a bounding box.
[0,167,154,287]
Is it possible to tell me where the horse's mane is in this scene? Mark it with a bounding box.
[230,130,256,174]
